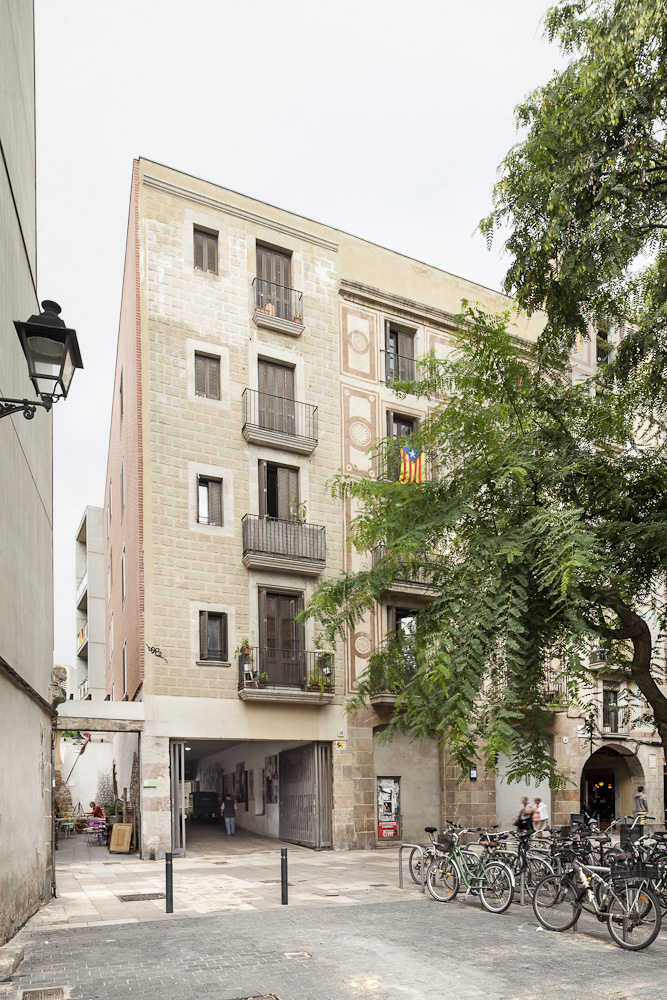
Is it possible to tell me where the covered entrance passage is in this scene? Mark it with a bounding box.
[581,745,645,826]
[170,737,332,855]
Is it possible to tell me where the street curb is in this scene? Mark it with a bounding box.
[0,944,24,975]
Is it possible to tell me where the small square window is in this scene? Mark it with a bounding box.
[198,477,223,525]
[195,353,221,400]
[194,226,217,274]
[199,611,227,661]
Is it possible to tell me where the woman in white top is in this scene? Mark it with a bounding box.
[533,796,549,836]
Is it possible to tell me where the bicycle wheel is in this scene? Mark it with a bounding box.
[525,855,554,892]
[426,857,459,902]
[478,861,514,913]
[409,846,429,885]
[532,874,581,931]
[606,884,662,951]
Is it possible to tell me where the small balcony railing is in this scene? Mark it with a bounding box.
[77,622,88,652]
[371,546,435,586]
[238,647,334,691]
[242,513,326,566]
[75,572,88,607]
[253,277,303,324]
[381,350,417,384]
[78,675,90,699]
[242,389,317,445]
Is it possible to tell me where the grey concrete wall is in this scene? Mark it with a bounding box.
[373,730,441,845]
[0,0,54,945]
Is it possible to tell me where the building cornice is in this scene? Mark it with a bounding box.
[142,174,339,253]
[338,278,459,332]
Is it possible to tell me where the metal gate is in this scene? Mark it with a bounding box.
[170,740,186,856]
[279,742,331,848]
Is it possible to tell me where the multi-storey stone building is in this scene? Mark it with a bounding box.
[102,158,663,859]
[74,506,105,700]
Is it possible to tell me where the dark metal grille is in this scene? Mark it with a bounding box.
[238,647,333,691]
[21,991,66,1000]
[117,892,165,901]
[253,277,303,323]
[242,513,325,564]
[371,545,435,586]
[242,388,317,443]
[381,349,417,383]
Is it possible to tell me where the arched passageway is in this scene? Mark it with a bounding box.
[580,745,645,826]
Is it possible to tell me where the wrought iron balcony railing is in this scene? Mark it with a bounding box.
[371,546,436,587]
[253,277,303,324]
[242,389,317,446]
[381,349,417,384]
[242,513,326,567]
[238,647,334,691]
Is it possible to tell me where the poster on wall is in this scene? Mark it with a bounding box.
[265,755,279,804]
[223,772,234,798]
[248,768,254,802]
[235,761,247,808]
[254,767,265,815]
[377,776,400,839]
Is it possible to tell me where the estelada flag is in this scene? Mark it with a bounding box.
[400,445,424,484]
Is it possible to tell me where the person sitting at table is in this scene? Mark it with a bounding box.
[89,800,105,819]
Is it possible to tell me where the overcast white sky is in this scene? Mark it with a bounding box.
[35,0,565,669]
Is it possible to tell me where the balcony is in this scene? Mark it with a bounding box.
[252,277,304,337]
[238,647,334,704]
[242,389,318,454]
[75,572,88,609]
[242,514,326,575]
[78,675,90,700]
[77,621,89,657]
[371,546,437,596]
[381,350,417,384]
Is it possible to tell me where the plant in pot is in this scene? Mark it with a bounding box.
[257,671,270,689]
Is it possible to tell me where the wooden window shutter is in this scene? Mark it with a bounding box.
[386,410,394,438]
[194,228,205,270]
[398,330,414,359]
[209,480,223,526]
[276,466,289,520]
[387,606,397,635]
[199,611,208,659]
[258,461,268,516]
[195,354,206,396]
[207,356,220,399]
[295,593,305,652]
[220,614,228,661]
[204,232,217,274]
[258,588,267,649]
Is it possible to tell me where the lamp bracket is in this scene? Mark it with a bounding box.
[0,396,53,420]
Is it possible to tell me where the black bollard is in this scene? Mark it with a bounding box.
[165,852,173,913]
[281,847,288,905]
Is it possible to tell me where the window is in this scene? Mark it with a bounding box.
[603,685,619,731]
[109,547,113,589]
[122,640,127,697]
[258,461,299,520]
[120,458,125,515]
[107,482,112,536]
[119,369,123,424]
[256,244,292,320]
[384,322,416,382]
[596,328,611,366]
[385,410,418,481]
[199,610,228,661]
[110,614,114,656]
[257,359,295,433]
[193,226,217,274]
[197,477,223,525]
[194,352,221,400]
[388,607,418,676]
[121,548,126,604]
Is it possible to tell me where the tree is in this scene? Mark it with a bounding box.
[481,0,667,403]
[304,305,667,783]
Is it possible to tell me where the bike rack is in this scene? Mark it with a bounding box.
[398,843,426,894]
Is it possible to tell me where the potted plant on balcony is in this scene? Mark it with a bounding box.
[256,672,270,689]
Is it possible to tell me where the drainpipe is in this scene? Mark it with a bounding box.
[51,726,56,897]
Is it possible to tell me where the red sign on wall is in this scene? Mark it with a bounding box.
[377,819,399,839]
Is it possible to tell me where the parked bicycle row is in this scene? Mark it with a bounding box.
[405,817,667,950]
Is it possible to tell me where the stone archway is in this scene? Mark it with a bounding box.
[581,744,645,825]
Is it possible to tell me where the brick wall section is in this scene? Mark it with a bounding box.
[105,160,144,700]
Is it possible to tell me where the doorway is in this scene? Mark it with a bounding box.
[279,742,331,848]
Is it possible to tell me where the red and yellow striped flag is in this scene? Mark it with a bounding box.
[400,445,424,484]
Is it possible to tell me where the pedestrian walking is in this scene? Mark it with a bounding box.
[532,796,549,836]
[633,785,648,818]
[514,796,534,833]
[223,793,237,835]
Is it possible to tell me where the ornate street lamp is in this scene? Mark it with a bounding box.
[1,300,83,419]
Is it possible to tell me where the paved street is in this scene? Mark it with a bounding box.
[7,894,667,1000]
[6,834,667,1000]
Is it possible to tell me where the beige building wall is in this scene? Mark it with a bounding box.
[0,0,54,943]
[75,506,105,699]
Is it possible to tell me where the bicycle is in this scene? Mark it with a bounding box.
[489,829,553,895]
[409,824,481,884]
[426,827,515,913]
[532,856,662,950]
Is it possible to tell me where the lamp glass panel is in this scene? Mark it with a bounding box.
[25,333,66,394]
[61,341,76,395]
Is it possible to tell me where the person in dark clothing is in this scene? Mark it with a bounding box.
[223,793,237,835]
[514,796,534,833]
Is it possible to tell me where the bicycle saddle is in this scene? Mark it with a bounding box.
[424,826,437,834]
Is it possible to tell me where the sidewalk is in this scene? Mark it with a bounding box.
[30,829,416,931]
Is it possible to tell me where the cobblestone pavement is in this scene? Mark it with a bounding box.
[7,891,667,1000]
